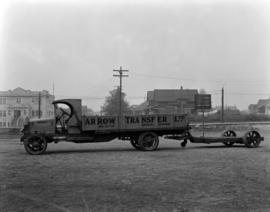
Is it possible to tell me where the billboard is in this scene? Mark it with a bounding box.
[195,94,211,110]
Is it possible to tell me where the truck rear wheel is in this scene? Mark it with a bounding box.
[24,135,48,155]
[138,132,159,151]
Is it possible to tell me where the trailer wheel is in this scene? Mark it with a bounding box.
[181,139,188,148]
[181,131,191,147]
[222,130,236,147]
[24,135,48,155]
[130,139,140,150]
[138,132,159,151]
[244,131,261,148]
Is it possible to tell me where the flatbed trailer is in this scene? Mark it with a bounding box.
[20,99,264,155]
[166,129,264,148]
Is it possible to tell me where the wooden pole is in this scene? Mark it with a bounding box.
[38,92,41,119]
[202,108,205,137]
[221,87,224,122]
[113,66,129,129]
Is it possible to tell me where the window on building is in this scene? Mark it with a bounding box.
[8,110,11,116]
[32,97,39,104]
[0,122,2,127]
[35,110,42,117]
[24,110,27,115]
[16,98,21,103]
[3,111,6,117]
[32,111,35,117]
[3,122,6,127]
[0,111,2,117]
[0,98,6,104]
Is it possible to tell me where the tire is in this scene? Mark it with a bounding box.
[244,130,261,148]
[130,138,140,150]
[24,135,48,155]
[181,139,188,148]
[222,130,236,147]
[138,132,159,151]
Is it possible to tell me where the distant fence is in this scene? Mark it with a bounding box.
[0,128,21,135]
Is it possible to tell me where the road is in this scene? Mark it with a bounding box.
[0,125,270,212]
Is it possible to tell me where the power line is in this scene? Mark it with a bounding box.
[56,92,270,99]
[55,94,146,99]
[212,92,270,96]
[132,73,269,84]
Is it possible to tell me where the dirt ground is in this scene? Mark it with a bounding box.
[0,126,270,212]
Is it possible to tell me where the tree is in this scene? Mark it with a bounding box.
[199,88,207,94]
[101,87,130,115]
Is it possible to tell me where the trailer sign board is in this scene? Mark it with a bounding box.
[195,94,211,110]
[82,114,188,131]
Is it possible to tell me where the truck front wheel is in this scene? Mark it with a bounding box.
[138,132,159,151]
[24,135,48,155]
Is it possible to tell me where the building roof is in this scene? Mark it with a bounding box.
[257,98,270,108]
[147,89,198,102]
[0,87,53,97]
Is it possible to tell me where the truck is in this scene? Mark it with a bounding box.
[20,99,190,155]
[20,99,264,155]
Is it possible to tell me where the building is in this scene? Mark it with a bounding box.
[146,87,198,114]
[0,87,55,128]
[248,98,270,115]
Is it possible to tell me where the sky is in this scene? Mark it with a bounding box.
[1,0,270,111]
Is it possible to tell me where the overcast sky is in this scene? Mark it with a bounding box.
[1,0,270,111]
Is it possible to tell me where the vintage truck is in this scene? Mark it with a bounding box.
[20,99,190,155]
[20,99,264,155]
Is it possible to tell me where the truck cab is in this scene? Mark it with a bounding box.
[21,99,81,136]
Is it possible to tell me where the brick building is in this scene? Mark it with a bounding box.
[146,87,198,114]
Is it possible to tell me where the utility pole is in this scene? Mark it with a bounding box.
[113,66,129,127]
[38,92,41,119]
[221,87,224,122]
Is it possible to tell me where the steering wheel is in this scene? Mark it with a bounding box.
[56,108,71,130]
